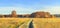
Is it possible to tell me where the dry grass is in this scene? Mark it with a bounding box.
[0,18,31,28]
[0,18,60,28]
[33,18,60,28]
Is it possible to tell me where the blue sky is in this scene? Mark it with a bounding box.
[0,0,60,14]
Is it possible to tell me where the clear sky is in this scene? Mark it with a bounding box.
[0,0,60,14]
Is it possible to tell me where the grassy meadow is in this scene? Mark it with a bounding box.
[0,18,60,28]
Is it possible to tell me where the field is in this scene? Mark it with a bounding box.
[0,18,60,28]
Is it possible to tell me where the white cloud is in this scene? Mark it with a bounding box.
[0,7,37,14]
[35,6,60,14]
[0,6,60,14]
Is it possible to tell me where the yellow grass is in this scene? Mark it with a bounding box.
[33,18,60,28]
[0,18,60,28]
[0,18,31,28]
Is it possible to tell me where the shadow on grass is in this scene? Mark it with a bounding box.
[29,20,34,28]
